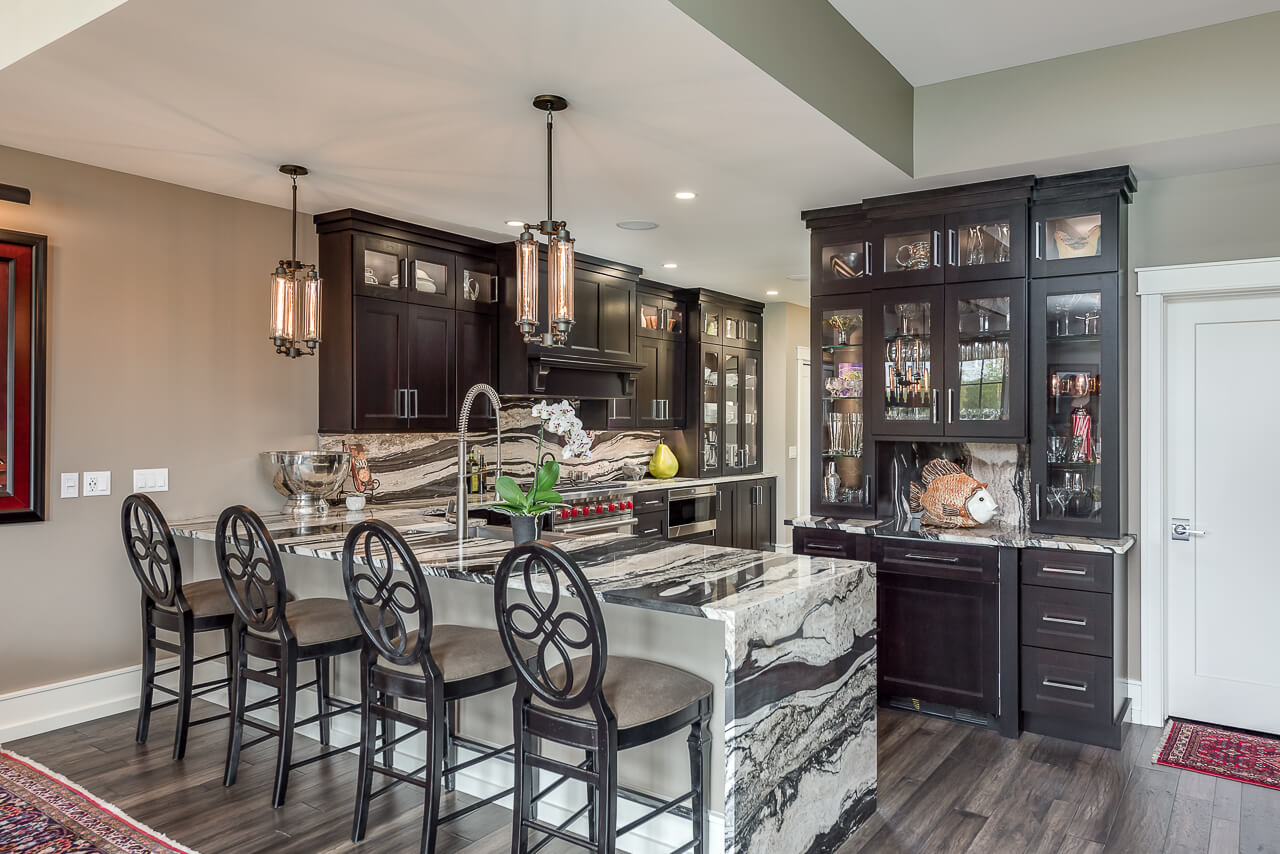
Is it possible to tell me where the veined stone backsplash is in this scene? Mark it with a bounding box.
[883,442,1032,534]
[319,404,665,503]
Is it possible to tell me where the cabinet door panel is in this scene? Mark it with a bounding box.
[354,234,410,302]
[404,244,455,309]
[868,286,946,437]
[405,304,456,431]
[753,479,775,550]
[878,215,945,288]
[457,254,497,313]
[638,291,665,339]
[732,482,753,549]
[700,345,724,476]
[636,338,662,427]
[598,277,636,361]
[944,203,1027,283]
[1031,197,1119,278]
[457,310,496,427]
[658,339,686,428]
[354,298,406,431]
[943,279,1027,439]
[715,483,734,547]
[812,295,874,517]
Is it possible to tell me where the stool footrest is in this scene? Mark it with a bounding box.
[289,743,359,770]
[616,790,693,837]
[188,712,230,728]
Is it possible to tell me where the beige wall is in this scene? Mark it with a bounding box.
[0,145,318,694]
[1122,161,1280,679]
[762,302,810,546]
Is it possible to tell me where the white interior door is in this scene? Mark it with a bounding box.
[1166,293,1280,735]
[797,346,810,520]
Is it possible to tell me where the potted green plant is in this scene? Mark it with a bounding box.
[490,400,594,544]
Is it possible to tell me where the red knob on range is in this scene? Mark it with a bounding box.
[595,504,605,514]
[624,500,633,509]
[571,508,581,518]
[560,509,570,520]
[608,503,618,512]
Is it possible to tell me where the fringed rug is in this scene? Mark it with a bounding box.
[1154,719,1280,791]
[0,750,200,853]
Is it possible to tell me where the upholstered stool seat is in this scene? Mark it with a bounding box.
[536,656,714,734]
[246,597,367,648]
[152,578,235,619]
[378,625,530,685]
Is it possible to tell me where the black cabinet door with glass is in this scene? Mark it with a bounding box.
[815,227,876,296]
[942,279,1027,440]
[1029,274,1122,538]
[868,286,946,436]
[698,343,724,476]
[878,215,945,288]
[812,295,873,517]
[721,347,762,474]
[1031,196,1119,279]
[944,203,1027,284]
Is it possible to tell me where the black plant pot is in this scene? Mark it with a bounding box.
[511,514,542,545]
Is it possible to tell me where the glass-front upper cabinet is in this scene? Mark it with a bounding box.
[737,352,761,472]
[942,280,1027,439]
[868,286,946,435]
[1032,196,1119,278]
[812,296,873,516]
[880,215,944,288]
[639,291,685,340]
[944,203,1027,283]
[700,345,723,476]
[353,234,454,309]
[701,304,723,345]
[457,256,497,313]
[724,308,762,349]
[1029,275,1121,537]
[819,238,873,293]
[723,350,743,472]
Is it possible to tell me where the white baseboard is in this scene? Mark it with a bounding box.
[0,664,144,744]
[0,660,725,854]
[1122,678,1146,725]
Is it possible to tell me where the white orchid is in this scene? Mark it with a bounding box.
[531,399,593,461]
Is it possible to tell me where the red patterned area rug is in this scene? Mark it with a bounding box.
[0,750,200,853]
[1154,719,1280,791]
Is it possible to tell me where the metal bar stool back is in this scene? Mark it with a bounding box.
[122,493,234,760]
[342,520,529,854]
[495,541,713,854]
[215,504,363,808]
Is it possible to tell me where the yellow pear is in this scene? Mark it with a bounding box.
[648,443,678,479]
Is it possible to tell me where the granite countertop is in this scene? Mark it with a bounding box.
[788,515,1135,555]
[171,501,870,620]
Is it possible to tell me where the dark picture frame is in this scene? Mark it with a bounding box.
[0,229,48,523]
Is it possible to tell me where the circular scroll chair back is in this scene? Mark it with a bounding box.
[341,519,434,674]
[121,493,183,609]
[215,505,290,639]
[494,541,608,716]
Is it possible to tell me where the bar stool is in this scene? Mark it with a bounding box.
[494,541,714,854]
[341,519,536,854]
[122,493,238,760]
[215,504,364,808]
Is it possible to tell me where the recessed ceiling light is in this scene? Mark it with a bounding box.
[765,290,779,296]
[786,273,809,281]
[505,220,524,227]
[674,191,697,200]
[617,220,659,231]
[663,262,678,269]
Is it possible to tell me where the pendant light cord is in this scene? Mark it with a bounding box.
[290,175,299,267]
[546,107,554,226]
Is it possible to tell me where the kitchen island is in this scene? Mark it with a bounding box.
[170,504,876,854]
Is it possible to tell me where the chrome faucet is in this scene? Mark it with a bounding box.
[457,384,502,540]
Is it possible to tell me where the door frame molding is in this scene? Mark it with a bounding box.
[1136,256,1280,727]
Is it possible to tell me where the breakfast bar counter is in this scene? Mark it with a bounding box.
[171,504,877,854]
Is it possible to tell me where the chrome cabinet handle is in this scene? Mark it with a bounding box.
[1042,615,1088,627]
[932,230,941,267]
[947,389,955,423]
[904,553,960,563]
[1034,222,1043,260]
[1042,566,1087,576]
[864,241,873,277]
[411,389,419,419]
[1043,679,1088,693]
[932,389,939,424]
[804,542,846,556]
[1034,483,1041,521]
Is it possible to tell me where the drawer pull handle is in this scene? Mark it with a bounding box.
[904,553,961,563]
[806,543,846,556]
[1042,615,1088,627]
[1042,566,1088,576]
[1043,678,1088,693]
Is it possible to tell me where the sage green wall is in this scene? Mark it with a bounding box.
[0,144,318,694]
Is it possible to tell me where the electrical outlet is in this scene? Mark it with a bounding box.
[83,471,111,497]
[60,473,79,499]
[133,468,169,493]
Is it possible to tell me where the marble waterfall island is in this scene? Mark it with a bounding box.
[171,505,877,854]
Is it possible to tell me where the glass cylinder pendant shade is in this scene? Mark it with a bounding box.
[548,232,575,338]
[269,268,296,342]
[515,231,539,338]
[300,269,322,344]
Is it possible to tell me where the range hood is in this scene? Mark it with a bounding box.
[521,351,644,400]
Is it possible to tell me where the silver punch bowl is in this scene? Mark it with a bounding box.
[261,451,351,516]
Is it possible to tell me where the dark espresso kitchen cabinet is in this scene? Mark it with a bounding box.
[715,477,776,550]
[353,298,456,431]
[611,281,686,429]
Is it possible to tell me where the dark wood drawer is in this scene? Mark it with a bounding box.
[633,510,667,539]
[793,527,857,560]
[1021,548,1113,593]
[633,490,668,514]
[1021,586,1113,657]
[1021,646,1113,725]
[873,539,998,583]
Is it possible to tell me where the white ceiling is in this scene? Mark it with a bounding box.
[0,0,914,306]
[830,0,1280,85]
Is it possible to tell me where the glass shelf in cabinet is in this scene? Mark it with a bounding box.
[822,343,863,350]
[822,396,863,402]
[822,452,864,459]
[1047,334,1102,344]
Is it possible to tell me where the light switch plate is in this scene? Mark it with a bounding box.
[133,468,169,493]
[788,446,798,459]
[60,473,79,499]
[83,471,111,497]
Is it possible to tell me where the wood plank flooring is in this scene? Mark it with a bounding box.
[9,704,1280,853]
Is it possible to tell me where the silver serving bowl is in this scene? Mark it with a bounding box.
[261,451,351,516]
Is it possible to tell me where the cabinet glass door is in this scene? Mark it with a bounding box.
[355,235,409,300]
[880,216,944,287]
[723,351,743,471]
[404,246,453,309]
[945,280,1026,438]
[701,346,723,475]
[1030,275,1121,537]
[702,305,722,344]
[639,293,664,337]
[457,257,497,312]
[663,301,685,338]
[872,289,944,434]
[816,300,871,513]
[740,352,760,470]
[945,204,1026,283]
[1032,197,1119,278]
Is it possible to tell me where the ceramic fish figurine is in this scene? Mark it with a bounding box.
[908,459,1000,529]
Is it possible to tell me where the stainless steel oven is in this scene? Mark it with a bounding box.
[545,485,638,537]
[667,483,717,540]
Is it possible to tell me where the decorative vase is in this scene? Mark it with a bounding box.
[824,462,841,503]
[649,443,679,479]
[511,514,541,545]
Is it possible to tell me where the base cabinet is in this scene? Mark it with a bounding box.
[714,478,775,550]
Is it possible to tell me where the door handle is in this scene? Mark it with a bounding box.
[932,230,941,267]
[904,553,960,563]
[411,389,420,419]
[947,229,956,266]
[1042,615,1088,627]
[1034,483,1041,521]
[947,388,954,423]
[1042,566,1088,576]
[1043,679,1088,693]
[1034,222,1043,260]
[1171,519,1207,541]
[931,389,939,424]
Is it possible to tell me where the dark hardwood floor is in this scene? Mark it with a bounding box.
[9,703,1279,853]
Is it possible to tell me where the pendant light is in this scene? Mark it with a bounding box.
[514,94,575,347]
[269,165,322,358]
